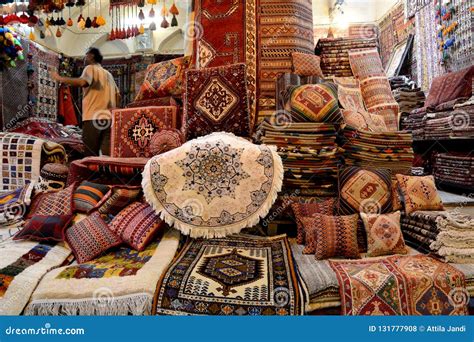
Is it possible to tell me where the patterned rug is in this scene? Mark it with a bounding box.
[332,77,366,112]
[111,106,177,158]
[330,254,468,315]
[153,234,307,315]
[193,0,257,128]
[142,132,283,238]
[0,240,72,315]
[25,229,180,316]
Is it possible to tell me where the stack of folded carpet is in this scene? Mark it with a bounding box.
[433,152,474,189]
[393,88,426,114]
[341,127,414,176]
[430,213,474,264]
[401,211,446,253]
[315,37,378,77]
[423,107,474,140]
[402,107,428,138]
[257,120,342,197]
[389,76,416,90]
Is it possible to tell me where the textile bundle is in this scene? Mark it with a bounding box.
[431,213,474,264]
[341,127,414,177]
[315,37,378,77]
[389,76,416,90]
[433,152,474,190]
[401,211,446,253]
[393,87,426,115]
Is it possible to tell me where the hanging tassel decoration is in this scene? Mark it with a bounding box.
[56,27,62,38]
[29,29,36,41]
[160,16,169,28]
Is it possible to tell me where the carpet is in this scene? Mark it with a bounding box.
[0,240,72,315]
[142,132,283,238]
[332,77,366,112]
[25,229,180,316]
[331,254,468,315]
[110,106,177,158]
[153,234,307,315]
[193,0,257,128]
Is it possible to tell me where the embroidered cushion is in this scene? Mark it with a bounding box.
[291,52,324,77]
[338,167,393,215]
[28,183,76,218]
[97,185,142,217]
[14,215,73,242]
[361,211,407,257]
[291,198,336,245]
[395,175,444,214]
[73,181,111,214]
[135,56,191,101]
[289,83,343,123]
[109,202,164,251]
[309,214,361,260]
[65,212,122,264]
[183,63,251,140]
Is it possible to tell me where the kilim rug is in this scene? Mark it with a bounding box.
[142,132,283,238]
[193,0,258,128]
[0,240,72,315]
[330,254,468,315]
[25,229,180,316]
[153,234,307,315]
[332,77,366,112]
[111,106,177,158]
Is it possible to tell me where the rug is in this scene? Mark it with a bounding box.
[25,229,180,316]
[111,106,178,158]
[142,132,283,238]
[0,240,72,315]
[193,0,257,128]
[330,254,468,315]
[348,49,386,80]
[153,234,307,315]
[332,77,366,112]
[183,63,251,140]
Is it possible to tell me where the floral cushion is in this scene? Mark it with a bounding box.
[14,215,73,242]
[134,56,191,101]
[109,202,165,251]
[361,211,407,257]
[291,52,324,77]
[73,181,110,214]
[395,175,444,214]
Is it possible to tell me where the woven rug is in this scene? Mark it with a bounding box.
[153,234,307,315]
[111,106,177,158]
[193,0,257,128]
[142,132,283,238]
[330,254,468,315]
[0,240,72,315]
[25,229,180,316]
[333,77,366,112]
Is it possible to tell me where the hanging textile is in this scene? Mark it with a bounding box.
[58,85,78,126]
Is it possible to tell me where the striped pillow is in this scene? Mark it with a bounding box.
[97,185,142,217]
[74,181,110,214]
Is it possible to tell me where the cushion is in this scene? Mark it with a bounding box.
[291,198,336,245]
[288,83,343,123]
[126,96,179,109]
[73,181,111,214]
[332,77,366,112]
[149,129,184,155]
[183,63,251,140]
[338,167,393,215]
[342,109,369,130]
[309,214,361,260]
[64,212,122,264]
[395,175,444,214]
[14,215,73,242]
[348,48,385,79]
[134,56,191,101]
[109,202,164,251]
[34,163,69,195]
[28,183,76,217]
[97,185,142,217]
[291,52,324,77]
[361,211,407,257]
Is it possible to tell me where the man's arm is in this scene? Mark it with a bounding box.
[51,71,89,87]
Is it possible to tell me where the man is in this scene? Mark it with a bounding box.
[51,48,119,156]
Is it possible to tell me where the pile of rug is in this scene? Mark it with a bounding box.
[256,120,341,197]
[341,127,414,177]
[315,37,378,77]
[401,211,446,253]
[393,88,426,114]
[389,76,416,90]
[433,152,474,190]
[430,213,474,264]
[401,107,427,137]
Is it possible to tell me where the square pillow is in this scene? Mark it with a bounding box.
[74,181,111,214]
[134,56,191,101]
[291,197,336,245]
[96,185,142,217]
[291,52,324,77]
[28,183,76,217]
[64,212,122,264]
[395,174,444,214]
[14,215,73,242]
[109,202,164,251]
[361,211,407,257]
[338,167,393,215]
[309,214,360,260]
[183,63,251,140]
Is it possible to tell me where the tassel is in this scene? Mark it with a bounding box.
[85,17,92,28]
[29,30,36,41]
[161,16,169,28]
[149,8,155,18]
[170,2,179,15]
[77,14,83,23]
[139,24,145,34]
[139,9,145,20]
[149,22,157,31]
[92,17,99,28]
[148,0,157,4]
[56,28,62,38]
[171,14,178,27]
[161,4,168,17]
[109,29,116,41]
[78,18,86,30]
[67,18,73,26]
[40,30,46,39]
[138,0,145,7]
